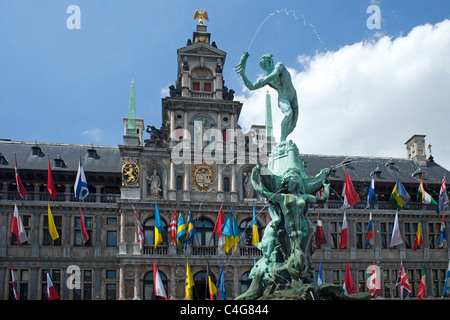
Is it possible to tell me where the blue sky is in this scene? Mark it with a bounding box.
[1,1,450,169]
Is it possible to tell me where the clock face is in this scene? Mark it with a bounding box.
[122,158,139,186]
[192,163,215,192]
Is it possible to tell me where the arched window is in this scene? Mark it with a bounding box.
[193,271,216,300]
[193,219,215,247]
[239,219,259,247]
[143,270,168,300]
[144,218,167,246]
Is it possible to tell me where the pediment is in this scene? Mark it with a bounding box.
[178,43,226,57]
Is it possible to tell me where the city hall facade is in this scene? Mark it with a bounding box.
[1,21,449,300]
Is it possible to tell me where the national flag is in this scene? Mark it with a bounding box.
[222,213,234,253]
[390,211,403,248]
[417,262,426,300]
[46,265,60,300]
[154,202,164,247]
[213,205,225,237]
[14,156,27,200]
[314,211,326,246]
[10,262,19,300]
[417,175,437,205]
[132,204,144,248]
[207,264,217,300]
[366,174,378,208]
[252,204,259,247]
[442,261,450,297]
[437,176,449,214]
[79,204,89,243]
[185,260,195,300]
[47,203,59,241]
[389,178,410,210]
[168,208,177,246]
[11,203,28,245]
[439,213,447,248]
[364,211,373,250]
[396,262,411,300]
[314,189,324,209]
[216,264,226,300]
[74,159,89,201]
[231,210,240,250]
[343,262,356,295]
[317,262,324,286]
[47,157,57,201]
[367,261,382,295]
[413,213,424,250]
[176,211,187,250]
[186,210,196,245]
[153,260,167,300]
[339,211,348,249]
[341,170,361,209]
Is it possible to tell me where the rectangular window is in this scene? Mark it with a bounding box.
[203,82,212,92]
[192,82,200,91]
[43,216,62,246]
[355,222,367,249]
[380,221,394,249]
[428,222,440,249]
[403,222,418,249]
[9,268,29,300]
[73,269,93,300]
[75,217,93,246]
[383,268,399,299]
[330,221,341,249]
[11,214,31,245]
[41,269,61,300]
[107,231,117,246]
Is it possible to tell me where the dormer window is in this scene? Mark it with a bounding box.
[53,154,67,168]
[0,153,8,165]
[87,146,99,159]
[31,142,44,157]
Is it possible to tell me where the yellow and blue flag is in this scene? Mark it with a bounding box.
[186,210,196,245]
[389,178,410,210]
[154,202,164,247]
[252,204,260,247]
[231,210,240,250]
[222,213,233,252]
[176,211,187,249]
[185,260,195,300]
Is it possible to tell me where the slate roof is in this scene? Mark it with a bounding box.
[0,140,121,173]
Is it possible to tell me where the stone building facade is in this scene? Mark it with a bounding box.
[0,22,449,300]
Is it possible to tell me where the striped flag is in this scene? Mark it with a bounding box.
[154,202,164,247]
[10,262,19,300]
[339,211,348,249]
[413,213,424,250]
[252,204,259,247]
[176,211,187,250]
[417,175,437,205]
[366,174,378,208]
[14,156,27,199]
[79,204,89,243]
[317,262,324,286]
[186,210,196,245]
[153,260,167,300]
[364,211,373,250]
[314,211,326,246]
[168,208,178,246]
[46,265,60,300]
[390,178,410,210]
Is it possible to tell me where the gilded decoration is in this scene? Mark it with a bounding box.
[122,157,140,186]
[192,162,215,192]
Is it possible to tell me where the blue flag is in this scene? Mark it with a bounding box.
[186,210,196,245]
[154,202,164,247]
[443,261,450,297]
[216,264,226,300]
[317,262,324,286]
[74,160,89,201]
[366,174,378,208]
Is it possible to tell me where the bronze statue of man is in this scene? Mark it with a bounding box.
[236,52,298,142]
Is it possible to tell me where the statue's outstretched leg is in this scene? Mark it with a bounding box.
[235,272,264,300]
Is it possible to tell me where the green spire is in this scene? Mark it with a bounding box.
[265,90,273,142]
[126,79,136,135]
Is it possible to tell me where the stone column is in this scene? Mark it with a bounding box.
[133,265,141,300]
[169,265,176,299]
[119,264,126,300]
[183,163,190,201]
[119,210,127,255]
[233,266,240,299]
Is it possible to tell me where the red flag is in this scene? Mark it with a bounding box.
[339,211,348,249]
[46,265,60,300]
[343,262,356,295]
[368,261,382,295]
[47,157,57,201]
[341,170,361,209]
[79,204,89,243]
[11,203,28,245]
[314,211,326,246]
[213,205,225,237]
[168,208,178,245]
[417,263,426,300]
[14,156,27,199]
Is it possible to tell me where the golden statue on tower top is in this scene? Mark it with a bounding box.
[193,9,209,25]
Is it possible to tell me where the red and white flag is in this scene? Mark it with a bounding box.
[14,156,27,200]
[339,211,348,249]
[132,204,144,248]
[368,261,382,295]
[314,211,326,246]
[153,260,167,300]
[168,208,178,246]
[10,262,19,300]
[11,203,28,245]
[341,170,361,209]
[396,262,412,300]
[343,262,356,295]
[46,266,60,300]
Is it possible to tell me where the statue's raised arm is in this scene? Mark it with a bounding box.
[235,52,299,142]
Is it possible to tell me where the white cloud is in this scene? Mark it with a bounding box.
[83,128,102,143]
[237,19,450,170]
